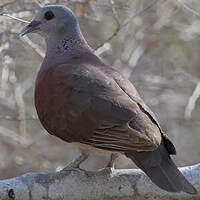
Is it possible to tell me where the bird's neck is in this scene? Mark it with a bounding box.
[44,30,92,65]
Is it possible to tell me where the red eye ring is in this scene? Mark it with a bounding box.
[44,11,55,20]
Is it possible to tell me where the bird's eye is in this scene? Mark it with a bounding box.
[44,11,55,20]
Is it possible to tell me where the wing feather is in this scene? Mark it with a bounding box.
[81,123,157,152]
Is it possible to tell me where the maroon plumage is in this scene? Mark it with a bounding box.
[21,5,197,194]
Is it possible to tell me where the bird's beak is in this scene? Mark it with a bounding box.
[20,20,41,36]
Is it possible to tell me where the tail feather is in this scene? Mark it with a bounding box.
[125,141,197,194]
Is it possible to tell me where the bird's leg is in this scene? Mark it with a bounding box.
[61,153,88,171]
[106,153,118,169]
[61,153,118,177]
[80,153,118,177]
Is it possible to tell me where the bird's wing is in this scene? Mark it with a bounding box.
[111,70,163,133]
[58,58,162,152]
[110,70,176,154]
[81,122,159,152]
[47,55,162,152]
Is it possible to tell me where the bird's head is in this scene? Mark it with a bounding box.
[20,5,79,39]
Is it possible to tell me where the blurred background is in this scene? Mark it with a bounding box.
[0,0,200,180]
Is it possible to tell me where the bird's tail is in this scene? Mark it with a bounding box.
[125,139,197,194]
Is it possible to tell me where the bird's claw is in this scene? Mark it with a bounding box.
[61,153,117,177]
[78,167,113,177]
[61,153,88,171]
[78,153,119,177]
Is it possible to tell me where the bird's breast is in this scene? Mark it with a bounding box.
[34,67,85,142]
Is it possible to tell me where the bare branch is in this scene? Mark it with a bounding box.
[176,0,200,17]
[12,75,27,136]
[94,0,164,51]
[33,0,43,7]
[0,0,17,9]
[1,8,38,15]
[184,82,200,120]
[20,35,45,58]
[109,0,120,27]
[0,163,199,200]
[121,0,162,29]
[94,43,111,56]
[0,126,31,147]
[94,24,120,51]
[0,12,30,23]
[94,0,121,50]
[0,115,38,121]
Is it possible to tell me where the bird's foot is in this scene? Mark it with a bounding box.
[61,153,118,177]
[61,153,88,172]
[78,167,112,177]
[78,153,118,177]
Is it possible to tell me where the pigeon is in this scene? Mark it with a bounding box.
[20,5,197,194]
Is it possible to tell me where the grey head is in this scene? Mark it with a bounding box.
[21,5,80,38]
[20,5,90,60]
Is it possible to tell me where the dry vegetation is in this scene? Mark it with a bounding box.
[0,0,200,180]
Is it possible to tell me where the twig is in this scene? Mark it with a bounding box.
[0,126,31,146]
[33,0,43,7]
[1,8,39,15]
[94,21,120,51]
[121,0,162,29]
[0,13,30,23]
[94,43,111,56]
[94,0,163,50]
[21,35,45,58]
[13,81,27,136]
[94,0,121,50]
[109,0,120,27]
[0,0,17,9]
[0,115,38,121]
[176,0,200,17]
[184,82,200,120]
